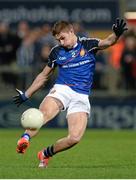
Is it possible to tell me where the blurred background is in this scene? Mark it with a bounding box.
[0,0,135,129]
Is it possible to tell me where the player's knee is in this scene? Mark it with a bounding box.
[39,107,51,122]
[68,135,81,146]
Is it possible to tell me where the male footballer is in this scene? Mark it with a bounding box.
[13,18,127,168]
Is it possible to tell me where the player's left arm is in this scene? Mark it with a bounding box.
[98,18,128,50]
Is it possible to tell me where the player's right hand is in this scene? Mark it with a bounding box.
[13,89,28,107]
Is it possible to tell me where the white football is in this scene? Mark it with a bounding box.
[21,108,44,129]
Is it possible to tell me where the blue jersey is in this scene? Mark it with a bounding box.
[47,37,100,95]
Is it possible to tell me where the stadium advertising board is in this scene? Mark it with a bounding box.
[0,0,119,29]
[0,97,136,129]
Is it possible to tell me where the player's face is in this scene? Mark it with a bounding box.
[55,30,76,49]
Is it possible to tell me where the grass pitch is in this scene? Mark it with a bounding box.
[0,128,136,179]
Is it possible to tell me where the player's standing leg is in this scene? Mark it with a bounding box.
[38,112,88,168]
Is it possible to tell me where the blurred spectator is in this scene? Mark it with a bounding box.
[0,21,21,65]
[34,24,57,71]
[107,37,125,94]
[34,43,51,71]
[38,44,56,89]
[73,22,89,37]
[16,21,33,67]
[39,44,51,68]
[0,21,21,88]
[38,24,57,48]
[17,21,31,40]
[93,51,107,89]
[120,34,136,89]
[16,21,40,89]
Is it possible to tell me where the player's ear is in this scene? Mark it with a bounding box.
[69,27,74,34]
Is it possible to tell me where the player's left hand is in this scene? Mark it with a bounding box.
[112,18,128,37]
[13,88,28,107]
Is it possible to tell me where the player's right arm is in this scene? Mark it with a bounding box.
[25,65,53,98]
[13,46,58,107]
[13,65,54,107]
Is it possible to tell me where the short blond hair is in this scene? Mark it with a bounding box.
[52,21,73,36]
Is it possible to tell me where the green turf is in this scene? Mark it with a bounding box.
[0,128,136,179]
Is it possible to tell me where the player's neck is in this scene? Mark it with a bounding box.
[72,35,78,48]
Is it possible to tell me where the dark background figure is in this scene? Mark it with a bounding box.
[73,22,89,37]
[0,21,21,65]
[120,32,136,90]
[93,51,107,89]
[0,21,21,87]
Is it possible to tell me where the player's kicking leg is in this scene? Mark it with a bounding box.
[16,97,62,154]
[38,112,88,168]
[16,129,38,153]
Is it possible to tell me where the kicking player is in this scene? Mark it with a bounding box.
[13,18,127,168]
